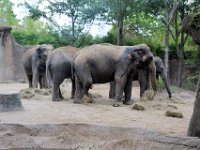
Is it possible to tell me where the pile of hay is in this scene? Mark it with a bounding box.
[20,88,52,100]
[132,104,145,111]
[165,110,183,118]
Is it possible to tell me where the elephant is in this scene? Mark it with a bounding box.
[22,44,53,88]
[154,56,171,98]
[72,43,157,107]
[109,56,172,99]
[46,46,79,101]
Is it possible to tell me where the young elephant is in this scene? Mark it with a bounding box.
[46,46,79,101]
[154,56,172,98]
[22,44,53,88]
[109,56,172,99]
[72,44,157,107]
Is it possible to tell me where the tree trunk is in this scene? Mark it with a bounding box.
[164,0,170,78]
[71,17,76,45]
[187,73,200,137]
[182,14,200,137]
[117,17,123,46]
[164,25,170,78]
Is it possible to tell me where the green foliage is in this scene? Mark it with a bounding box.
[157,78,165,92]
[12,17,68,47]
[75,33,94,47]
[0,0,18,25]
[191,12,200,29]
[25,0,105,45]
[101,26,117,44]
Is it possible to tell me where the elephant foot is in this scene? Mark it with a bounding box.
[123,100,133,105]
[71,96,74,99]
[52,98,62,101]
[109,95,115,99]
[60,96,64,100]
[73,99,83,104]
[113,101,123,107]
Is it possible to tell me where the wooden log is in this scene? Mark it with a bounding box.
[0,91,23,112]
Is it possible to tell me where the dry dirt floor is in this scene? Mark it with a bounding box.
[0,81,198,149]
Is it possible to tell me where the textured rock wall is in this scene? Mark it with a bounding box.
[0,26,28,81]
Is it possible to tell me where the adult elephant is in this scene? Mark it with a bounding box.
[72,44,157,107]
[46,46,79,101]
[109,56,172,99]
[22,44,53,88]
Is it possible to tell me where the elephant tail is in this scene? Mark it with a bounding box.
[71,61,75,80]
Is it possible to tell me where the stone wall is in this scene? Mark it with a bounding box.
[168,59,198,86]
[0,26,28,82]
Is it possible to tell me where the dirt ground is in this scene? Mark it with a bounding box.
[0,81,195,138]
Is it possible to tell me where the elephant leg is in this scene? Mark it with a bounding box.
[82,77,92,98]
[59,87,64,100]
[138,69,148,98]
[52,81,62,101]
[71,78,75,99]
[160,71,172,98]
[42,73,48,88]
[27,75,33,88]
[74,76,84,104]
[32,71,39,88]
[109,82,116,99]
[39,75,43,89]
[123,77,133,105]
[113,76,127,107]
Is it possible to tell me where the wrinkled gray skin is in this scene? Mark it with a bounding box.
[154,57,171,98]
[22,44,53,88]
[72,44,157,107]
[109,56,172,99]
[46,46,79,101]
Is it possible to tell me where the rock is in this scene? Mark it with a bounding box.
[0,26,26,81]
[0,91,23,112]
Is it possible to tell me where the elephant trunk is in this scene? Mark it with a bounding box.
[148,60,157,98]
[160,70,172,98]
[45,59,52,88]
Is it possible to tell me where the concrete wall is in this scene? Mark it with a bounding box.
[0,26,28,82]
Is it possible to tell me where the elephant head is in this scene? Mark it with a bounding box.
[128,44,157,98]
[36,44,53,65]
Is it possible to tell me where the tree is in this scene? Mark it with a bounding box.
[101,0,136,45]
[183,13,200,137]
[140,0,180,82]
[25,0,104,45]
[12,17,68,47]
[0,0,18,25]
